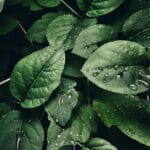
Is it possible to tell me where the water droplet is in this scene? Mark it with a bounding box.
[76,134,79,137]
[55,143,58,146]
[70,132,72,135]
[2,115,5,118]
[57,135,61,138]
[98,67,103,71]
[47,140,50,144]
[56,119,59,123]
[28,120,31,123]
[114,65,119,70]
[116,74,121,78]
[92,72,99,77]
[124,67,129,71]
[84,46,89,49]
[128,84,138,91]
[68,94,72,99]
[89,115,92,119]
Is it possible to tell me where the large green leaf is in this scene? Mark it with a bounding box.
[72,24,117,58]
[123,8,150,48]
[83,138,117,150]
[82,40,149,94]
[93,93,150,147]
[46,15,97,51]
[70,105,98,143]
[0,103,44,150]
[0,0,4,12]
[36,0,61,8]
[26,13,61,43]
[45,78,78,126]
[10,46,65,108]
[76,0,125,17]
[0,14,18,36]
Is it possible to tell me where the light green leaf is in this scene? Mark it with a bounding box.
[45,78,78,126]
[10,46,65,108]
[0,103,44,150]
[83,138,117,150]
[82,40,149,94]
[123,8,150,47]
[0,0,4,12]
[93,93,150,147]
[76,0,125,17]
[0,14,18,36]
[72,24,117,58]
[46,15,97,51]
[47,116,74,150]
[70,105,98,143]
[36,0,61,7]
[26,13,61,43]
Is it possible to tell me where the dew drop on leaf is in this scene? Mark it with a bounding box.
[92,72,99,77]
[128,84,138,91]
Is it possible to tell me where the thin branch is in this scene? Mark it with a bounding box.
[0,78,11,86]
[61,0,82,18]
[18,22,34,48]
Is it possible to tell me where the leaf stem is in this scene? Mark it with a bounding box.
[0,78,11,86]
[61,0,82,18]
[87,79,91,104]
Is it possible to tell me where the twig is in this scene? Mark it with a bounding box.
[0,78,11,86]
[61,0,82,18]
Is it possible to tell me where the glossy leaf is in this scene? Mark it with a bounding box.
[72,24,117,58]
[82,40,149,94]
[46,15,97,51]
[123,8,150,47]
[83,138,117,150]
[37,0,61,8]
[26,13,61,43]
[0,103,44,150]
[76,0,125,17]
[10,46,65,108]
[45,78,78,126]
[93,93,150,146]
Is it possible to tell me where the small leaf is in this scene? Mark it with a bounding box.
[123,8,150,47]
[46,15,97,51]
[72,24,117,58]
[93,93,150,147]
[83,138,117,150]
[0,103,44,150]
[10,46,65,108]
[76,0,125,17]
[82,40,149,94]
[26,13,61,43]
[36,0,61,8]
[0,0,4,12]
[0,14,18,36]
[70,105,98,143]
[45,78,78,126]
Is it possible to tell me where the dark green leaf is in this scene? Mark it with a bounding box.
[10,46,65,108]
[46,15,97,51]
[82,40,149,94]
[93,93,150,147]
[72,24,117,58]
[36,0,61,8]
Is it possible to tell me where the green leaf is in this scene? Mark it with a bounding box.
[45,78,78,126]
[0,103,44,150]
[76,0,125,17]
[70,105,98,143]
[82,40,149,94]
[83,138,117,150]
[0,14,18,36]
[36,0,61,8]
[63,54,84,77]
[123,8,150,48]
[93,93,150,147]
[26,13,61,43]
[46,15,97,51]
[72,24,117,58]
[0,0,4,12]
[10,46,65,108]
[47,116,74,150]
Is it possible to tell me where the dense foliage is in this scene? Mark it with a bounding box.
[0,0,150,150]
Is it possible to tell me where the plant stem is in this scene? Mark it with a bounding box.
[61,0,82,18]
[18,22,34,48]
[0,78,11,86]
[87,79,91,104]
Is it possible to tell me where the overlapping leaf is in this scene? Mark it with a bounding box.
[82,40,149,94]
[93,93,150,146]
[46,15,97,51]
[76,0,125,17]
[0,0,4,12]
[10,46,65,108]
[36,0,61,8]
